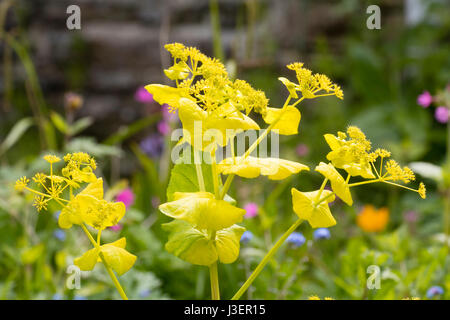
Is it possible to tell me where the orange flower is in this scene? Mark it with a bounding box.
[356,205,389,232]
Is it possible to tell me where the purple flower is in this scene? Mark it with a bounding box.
[140,134,164,158]
[435,106,449,124]
[296,143,309,157]
[417,91,433,108]
[286,232,306,248]
[135,86,154,103]
[244,202,258,218]
[116,188,135,209]
[313,228,331,240]
[157,120,170,136]
[240,231,253,244]
[53,230,66,241]
[74,295,87,300]
[162,105,178,123]
[54,210,61,220]
[151,196,160,208]
[403,210,418,223]
[110,224,122,232]
[426,286,444,298]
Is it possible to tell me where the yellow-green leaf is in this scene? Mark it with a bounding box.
[218,156,309,180]
[162,220,218,266]
[315,162,353,206]
[262,106,301,135]
[159,192,245,231]
[215,225,245,264]
[291,188,337,228]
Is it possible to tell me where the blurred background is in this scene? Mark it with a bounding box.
[0,0,449,300]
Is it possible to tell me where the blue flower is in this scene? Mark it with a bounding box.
[52,293,63,300]
[53,230,66,241]
[139,289,151,298]
[426,286,444,298]
[240,231,253,244]
[313,228,331,240]
[286,232,305,248]
[74,295,87,300]
[140,134,164,158]
[54,210,61,220]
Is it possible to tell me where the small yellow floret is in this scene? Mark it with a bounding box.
[44,155,61,164]
[15,176,29,192]
[418,182,426,199]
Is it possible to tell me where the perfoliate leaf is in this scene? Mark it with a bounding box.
[215,225,246,264]
[159,192,245,231]
[74,247,100,271]
[162,220,217,266]
[145,84,192,110]
[315,162,353,206]
[100,241,137,276]
[263,106,301,135]
[162,220,245,266]
[291,188,337,228]
[74,237,136,276]
[218,156,309,180]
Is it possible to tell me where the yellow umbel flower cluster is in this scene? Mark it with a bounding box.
[279,62,343,100]
[151,42,268,118]
[15,153,136,286]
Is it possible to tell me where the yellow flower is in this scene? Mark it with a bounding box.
[74,237,136,276]
[418,182,426,199]
[356,205,389,232]
[15,176,29,192]
[43,154,61,164]
[308,295,321,300]
[58,178,126,230]
[62,152,97,183]
[291,188,337,228]
[324,126,375,179]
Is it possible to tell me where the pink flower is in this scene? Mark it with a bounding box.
[116,188,135,209]
[296,143,309,157]
[157,120,170,136]
[135,86,154,103]
[244,202,258,218]
[435,106,449,124]
[417,91,433,108]
[110,224,122,232]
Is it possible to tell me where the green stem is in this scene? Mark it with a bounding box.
[194,150,206,192]
[209,261,220,300]
[232,218,303,300]
[80,224,128,300]
[209,0,224,62]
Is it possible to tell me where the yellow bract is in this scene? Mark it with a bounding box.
[58,178,126,230]
[315,162,353,206]
[263,106,301,135]
[218,156,309,180]
[159,192,245,231]
[291,188,337,228]
[145,84,192,113]
[74,237,137,276]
